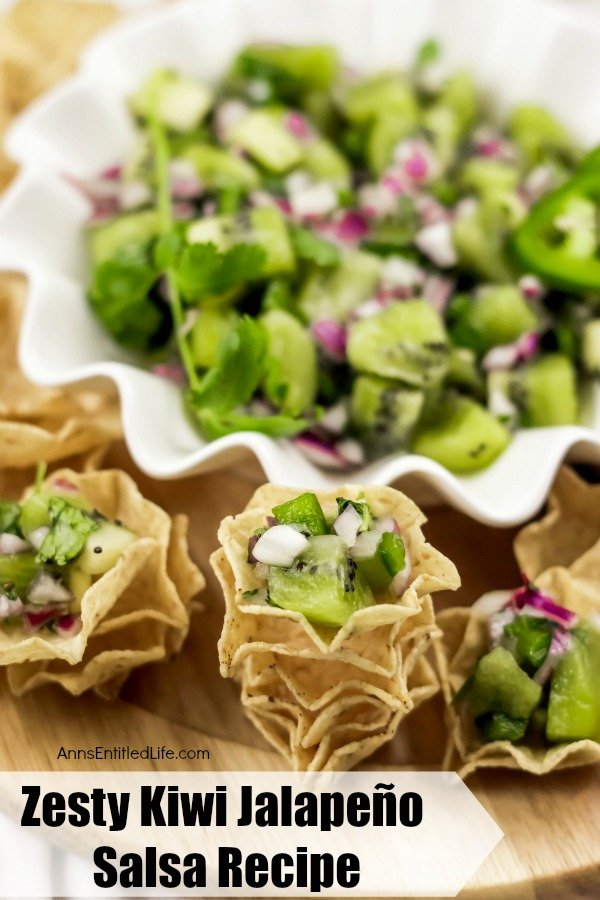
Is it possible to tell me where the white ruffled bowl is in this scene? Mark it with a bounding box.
[1,0,599,525]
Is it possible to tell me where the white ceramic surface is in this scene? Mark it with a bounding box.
[1,0,600,525]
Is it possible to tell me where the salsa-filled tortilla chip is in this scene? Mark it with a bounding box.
[0,274,122,467]
[0,468,204,696]
[437,549,600,778]
[212,483,459,770]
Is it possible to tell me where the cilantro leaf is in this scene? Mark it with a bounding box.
[37,498,100,567]
[188,316,267,413]
[88,243,172,351]
[416,38,440,69]
[290,226,341,268]
[186,315,307,439]
[192,407,307,440]
[0,501,21,536]
[175,241,266,301]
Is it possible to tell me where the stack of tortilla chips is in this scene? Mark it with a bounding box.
[212,484,459,771]
[436,467,600,777]
[2,468,204,699]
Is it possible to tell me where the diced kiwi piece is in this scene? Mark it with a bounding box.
[450,285,538,355]
[446,346,484,395]
[0,552,39,598]
[412,395,511,473]
[131,70,213,133]
[191,309,239,369]
[187,207,295,277]
[248,207,296,276]
[89,210,158,265]
[64,566,92,608]
[512,354,578,427]
[298,250,382,322]
[547,625,600,743]
[342,72,418,125]
[19,492,51,537]
[77,522,136,576]
[234,44,339,94]
[367,113,416,175]
[261,309,317,415]
[182,144,259,190]
[351,375,425,454]
[438,71,477,136]
[468,647,542,720]
[303,138,351,188]
[582,320,600,376]
[509,104,574,165]
[476,711,528,743]
[452,200,516,282]
[347,300,449,388]
[272,492,328,536]
[459,158,520,197]
[355,531,406,593]
[267,534,374,628]
[229,110,303,172]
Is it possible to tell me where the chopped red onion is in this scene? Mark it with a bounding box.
[373,516,401,535]
[311,319,347,360]
[120,180,152,210]
[533,627,572,686]
[214,99,249,141]
[357,183,398,219]
[320,401,348,435]
[352,296,391,320]
[24,607,61,632]
[518,274,545,301]
[422,274,454,314]
[169,161,203,200]
[381,256,425,290]
[391,553,412,596]
[284,111,313,142]
[394,138,437,184]
[523,165,556,203]
[415,221,457,268]
[350,529,382,560]
[0,594,24,619]
[512,583,577,627]
[290,182,337,219]
[381,173,405,195]
[482,331,539,372]
[334,438,364,466]
[489,606,517,647]
[471,589,512,619]
[252,524,310,567]
[27,572,73,607]
[28,525,50,550]
[0,533,31,554]
[55,614,82,637]
[173,201,196,220]
[100,165,122,181]
[334,210,369,242]
[333,503,363,547]
[293,434,354,470]
[151,363,187,386]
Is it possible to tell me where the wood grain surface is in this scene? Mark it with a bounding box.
[0,443,598,898]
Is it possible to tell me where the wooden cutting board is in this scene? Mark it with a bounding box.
[0,442,598,899]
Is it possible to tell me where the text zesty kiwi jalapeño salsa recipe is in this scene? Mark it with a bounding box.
[81,41,600,474]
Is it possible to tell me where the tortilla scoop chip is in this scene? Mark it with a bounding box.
[212,483,459,771]
[3,468,204,696]
[436,553,600,778]
[0,274,122,467]
[515,467,600,579]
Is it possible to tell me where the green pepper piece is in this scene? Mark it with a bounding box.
[476,711,528,743]
[512,168,600,290]
[503,614,554,674]
[272,492,328,536]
